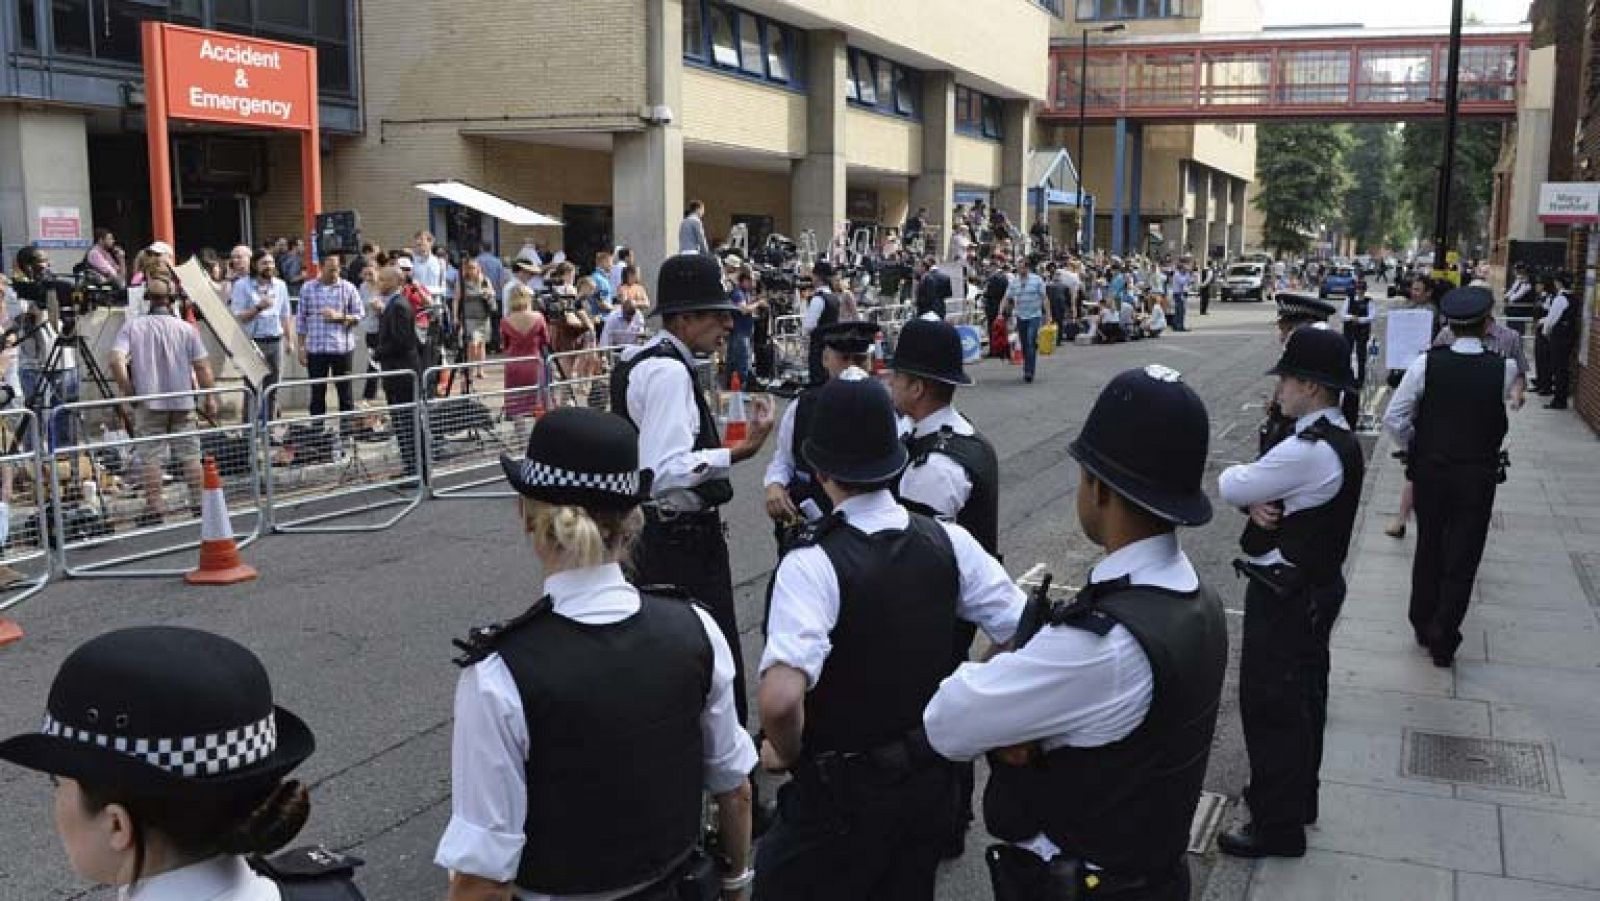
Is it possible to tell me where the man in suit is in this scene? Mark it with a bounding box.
[678,199,712,256]
[915,256,953,320]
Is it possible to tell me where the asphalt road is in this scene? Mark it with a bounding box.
[0,296,1299,900]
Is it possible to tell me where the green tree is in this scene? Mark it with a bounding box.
[1397,120,1504,256]
[1253,123,1354,256]
[1343,123,1402,253]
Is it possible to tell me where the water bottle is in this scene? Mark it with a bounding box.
[80,479,98,511]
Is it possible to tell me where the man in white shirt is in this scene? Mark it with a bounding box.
[410,230,448,302]
[923,365,1226,899]
[678,200,712,256]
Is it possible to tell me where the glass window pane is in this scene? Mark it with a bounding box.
[765,23,788,81]
[101,1,169,63]
[683,0,705,59]
[855,54,876,104]
[259,0,311,31]
[709,6,738,67]
[877,62,894,108]
[315,1,348,39]
[215,0,250,27]
[1077,0,1097,18]
[52,0,92,56]
[17,0,37,49]
[1168,0,1183,15]
[895,68,915,115]
[983,99,1001,137]
[845,66,858,100]
[317,41,352,95]
[738,13,763,75]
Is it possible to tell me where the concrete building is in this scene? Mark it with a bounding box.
[1042,0,1261,260]
[1,1,1050,276]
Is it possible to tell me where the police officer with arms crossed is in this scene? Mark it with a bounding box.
[923,365,1227,901]
[1257,294,1337,452]
[611,254,773,723]
[1383,286,1516,668]
[439,407,755,901]
[888,316,1002,857]
[1216,327,1365,858]
[755,375,1025,900]
[763,321,879,535]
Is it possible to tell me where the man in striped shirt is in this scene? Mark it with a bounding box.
[1433,314,1527,411]
[1002,255,1052,384]
[296,252,365,426]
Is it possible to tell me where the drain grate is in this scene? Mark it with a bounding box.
[1402,730,1560,795]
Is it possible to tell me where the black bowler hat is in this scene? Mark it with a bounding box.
[803,376,907,483]
[1275,293,1335,325]
[1268,327,1359,393]
[816,320,880,355]
[1439,285,1494,325]
[1068,365,1213,527]
[500,407,652,510]
[891,318,972,386]
[652,254,739,317]
[0,627,314,795]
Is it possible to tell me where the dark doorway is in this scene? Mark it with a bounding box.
[561,204,613,274]
[174,197,250,259]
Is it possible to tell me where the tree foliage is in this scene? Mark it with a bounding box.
[1253,123,1353,255]
[1396,120,1503,257]
[1343,123,1403,253]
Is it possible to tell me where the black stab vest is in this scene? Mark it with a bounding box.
[1273,418,1365,579]
[983,583,1228,877]
[802,511,961,754]
[611,338,732,505]
[805,291,842,384]
[498,592,713,895]
[1412,346,1508,470]
[900,423,1001,558]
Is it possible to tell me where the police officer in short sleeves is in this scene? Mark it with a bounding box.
[755,375,1024,900]
[923,366,1228,901]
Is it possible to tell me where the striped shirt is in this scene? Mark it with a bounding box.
[296,277,363,355]
[1433,321,1528,385]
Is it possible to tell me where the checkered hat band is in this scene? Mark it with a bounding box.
[519,459,638,496]
[41,712,278,778]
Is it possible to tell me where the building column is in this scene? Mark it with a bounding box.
[614,0,684,278]
[1129,124,1144,255]
[994,98,1032,239]
[1112,117,1127,256]
[1195,165,1212,259]
[792,30,847,247]
[0,108,94,271]
[909,71,955,257]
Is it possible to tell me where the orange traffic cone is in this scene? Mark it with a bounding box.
[873,331,888,375]
[0,617,21,647]
[185,457,257,586]
[1010,331,1024,366]
[723,373,748,447]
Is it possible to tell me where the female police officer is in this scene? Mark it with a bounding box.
[0,626,363,899]
[438,406,756,901]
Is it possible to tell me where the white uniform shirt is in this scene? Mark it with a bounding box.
[760,490,1025,688]
[924,532,1194,861]
[1383,337,1519,449]
[435,563,756,900]
[621,334,731,508]
[802,291,831,333]
[1217,407,1348,566]
[763,401,800,488]
[1505,278,1532,305]
[897,406,976,518]
[121,855,279,900]
[1540,292,1571,337]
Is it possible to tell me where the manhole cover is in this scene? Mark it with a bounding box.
[1402,730,1560,795]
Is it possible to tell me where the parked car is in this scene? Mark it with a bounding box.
[1321,265,1359,299]
[1223,262,1269,302]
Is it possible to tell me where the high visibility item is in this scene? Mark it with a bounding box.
[1039,322,1059,356]
[1010,331,1023,365]
[185,456,258,586]
[723,373,748,447]
[0,617,21,647]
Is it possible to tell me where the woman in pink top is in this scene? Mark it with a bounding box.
[499,284,549,421]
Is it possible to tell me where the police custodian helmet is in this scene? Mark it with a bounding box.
[1068,365,1213,527]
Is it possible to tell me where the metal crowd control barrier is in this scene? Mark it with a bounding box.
[262,371,422,533]
[546,345,622,412]
[423,356,545,500]
[770,314,807,381]
[0,409,50,606]
[52,386,261,579]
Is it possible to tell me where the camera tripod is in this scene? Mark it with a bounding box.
[6,314,124,457]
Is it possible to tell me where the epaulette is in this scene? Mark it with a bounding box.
[788,511,845,549]
[1297,417,1345,443]
[249,844,363,881]
[908,425,956,467]
[1044,598,1119,636]
[452,596,553,668]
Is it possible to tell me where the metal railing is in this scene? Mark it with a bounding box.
[0,409,49,607]
[262,371,423,534]
[545,345,622,413]
[51,386,262,579]
[423,356,545,500]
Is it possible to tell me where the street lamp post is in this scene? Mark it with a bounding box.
[1077,23,1125,253]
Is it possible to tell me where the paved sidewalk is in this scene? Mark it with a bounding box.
[1224,407,1600,900]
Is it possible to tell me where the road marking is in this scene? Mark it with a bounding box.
[1215,421,1240,442]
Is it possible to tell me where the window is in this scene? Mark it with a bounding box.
[52,0,94,57]
[16,0,37,50]
[847,48,920,119]
[258,0,311,30]
[956,85,1005,139]
[215,0,250,27]
[684,2,799,87]
[1076,0,1183,20]
[737,13,763,76]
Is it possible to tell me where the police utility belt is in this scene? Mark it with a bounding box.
[643,480,734,524]
[788,726,945,786]
[1231,558,1309,598]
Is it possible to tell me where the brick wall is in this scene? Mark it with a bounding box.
[682,69,806,157]
[845,110,922,176]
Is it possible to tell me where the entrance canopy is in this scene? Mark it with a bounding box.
[414,181,562,227]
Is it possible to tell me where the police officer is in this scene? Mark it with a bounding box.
[763,321,879,534]
[1536,273,1577,409]
[0,626,364,899]
[1344,285,1375,387]
[1383,286,1517,668]
[800,261,842,384]
[1259,293,1337,453]
[755,375,1025,900]
[1216,327,1364,858]
[888,316,1002,857]
[612,254,774,723]
[923,365,1227,901]
[439,407,756,901]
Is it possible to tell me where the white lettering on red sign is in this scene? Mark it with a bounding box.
[198,38,284,70]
